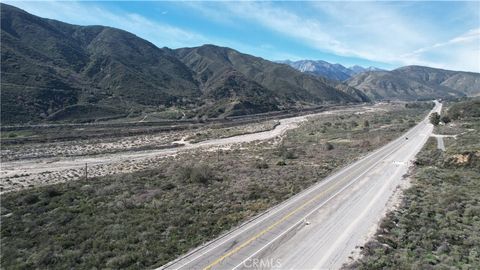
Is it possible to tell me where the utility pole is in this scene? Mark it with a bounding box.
[85,162,88,181]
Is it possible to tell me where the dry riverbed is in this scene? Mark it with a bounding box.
[1,103,419,194]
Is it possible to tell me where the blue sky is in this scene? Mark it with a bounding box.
[4,1,480,72]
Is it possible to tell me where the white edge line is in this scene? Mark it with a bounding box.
[163,137,400,270]
[230,136,411,270]
[160,102,439,270]
[230,103,440,270]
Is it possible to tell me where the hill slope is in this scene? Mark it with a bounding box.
[174,45,357,105]
[1,4,201,123]
[1,3,362,124]
[347,66,480,101]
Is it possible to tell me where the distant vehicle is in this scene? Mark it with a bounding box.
[405,137,409,140]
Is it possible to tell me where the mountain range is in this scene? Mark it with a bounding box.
[346,66,480,101]
[280,59,480,101]
[278,60,383,81]
[1,3,363,124]
[1,3,479,124]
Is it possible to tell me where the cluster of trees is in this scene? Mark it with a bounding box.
[430,112,451,126]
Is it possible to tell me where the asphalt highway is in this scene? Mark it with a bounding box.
[160,101,441,270]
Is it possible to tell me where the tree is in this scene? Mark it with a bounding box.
[430,112,441,126]
[441,115,451,124]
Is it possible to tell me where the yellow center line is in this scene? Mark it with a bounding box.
[202,168,360,270]
[198,105,434,270]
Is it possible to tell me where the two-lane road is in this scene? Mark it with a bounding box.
[160,101,441,270]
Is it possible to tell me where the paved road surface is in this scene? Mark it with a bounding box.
[436,136,445,151]
[431,134,456,152]
[160,101,441,270]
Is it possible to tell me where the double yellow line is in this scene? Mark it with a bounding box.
[202,105,435,269]
[203,169,355,270]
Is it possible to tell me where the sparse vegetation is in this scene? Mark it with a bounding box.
[446,99,480,120]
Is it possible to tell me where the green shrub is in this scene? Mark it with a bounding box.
[177,164,216,185]
[323,142,334,151]
[254,160,269,169]
[276,160,286,166]
[23,194,39,204]
[276,145,296,159]
[441,115,451,124]
[44,187,62,198]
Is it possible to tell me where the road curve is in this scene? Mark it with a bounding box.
[159,101,441,270]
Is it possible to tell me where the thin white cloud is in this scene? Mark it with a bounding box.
[178,1,236,27]
[216,2,411,62]
[222,2,351,56]
[402,28,480,72]
[4,0,208,48]
[203,1,479,72]
[310,2,428,61]
[407,28,480,56]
